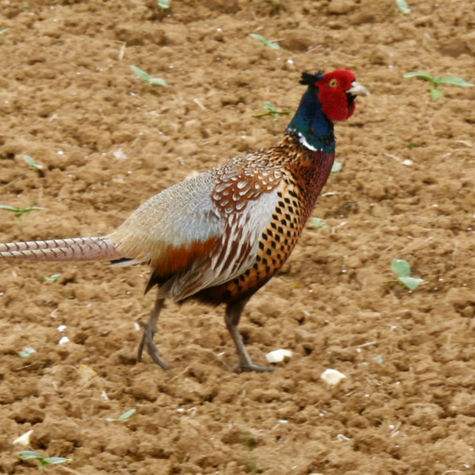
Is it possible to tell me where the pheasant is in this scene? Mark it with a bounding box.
[0,69,368,372]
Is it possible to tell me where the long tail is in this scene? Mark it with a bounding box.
[0,236,122,261]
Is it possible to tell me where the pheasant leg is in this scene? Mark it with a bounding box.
[137,297,170,370]
[225,299,275,372]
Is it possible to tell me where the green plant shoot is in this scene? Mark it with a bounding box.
[18,450,71,469]
[396,0,411,14]
[311,218,328,230]
[253,102,290,119]
[18,347,36,358]
[404,72,473,101]
[0,205,45,217]
[106,408,136,422]
[250,33,280,50]
[157,0,170,9]
[131,66,168,88]
[391,258,424,290]
[331,161,342,173]
[42,273,61,283]
[24,155,44,171]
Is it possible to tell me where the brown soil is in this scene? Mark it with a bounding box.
[0,0,474,473]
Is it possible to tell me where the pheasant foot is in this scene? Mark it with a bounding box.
[136,297,170,370]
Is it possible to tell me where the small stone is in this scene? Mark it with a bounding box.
[320,368,346,386]
[58,336,70,345]
[13,430,33,446]
[265,349,293,363]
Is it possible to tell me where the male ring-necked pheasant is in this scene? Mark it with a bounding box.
[0,69,368,372]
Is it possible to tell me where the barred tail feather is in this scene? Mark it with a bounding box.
[0,236,121,261]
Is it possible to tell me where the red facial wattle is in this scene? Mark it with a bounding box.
[315,70,358,121]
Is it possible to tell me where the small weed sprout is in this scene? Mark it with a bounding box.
[391,259,424,290]
[18,450,71,469]
[0,205,45,217]
[24,155,44,174]
[106,408,136,422]
[157,0,170,9]
[18,347,36,358]
[131,66,168,88]
[404,72,473,101]
[42,273,61,283]
[0,28,8,35]
[311,218,328,230]
[396,0,411,14]
[250,33,280,50]
[331,161,342,173]
[253,102,290,119]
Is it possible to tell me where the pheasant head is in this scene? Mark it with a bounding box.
[287,69,369,153]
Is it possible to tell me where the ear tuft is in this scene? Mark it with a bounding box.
[300,71,325,86]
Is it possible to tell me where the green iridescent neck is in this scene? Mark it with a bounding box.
[286,87,335,154]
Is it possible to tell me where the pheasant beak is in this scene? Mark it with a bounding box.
[348,81,370,96]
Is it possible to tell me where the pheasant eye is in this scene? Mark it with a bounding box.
[329,79,339,88]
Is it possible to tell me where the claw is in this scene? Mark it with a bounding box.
[137,320,171,370]
[136,297,170,370]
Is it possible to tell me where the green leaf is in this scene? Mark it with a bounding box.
[430,88,443,101]
[23,154,44,170]
[18,347,36,358]
[42,273,61,283]
[149,77,168,87]
[118,408,136,421]
[438,76,473,87]
[19,451,42,461]
[131,65,151,81]
[157,0,170,10]
[391,259,411,277]
[106,408,136,422]
[0,205,45,217]
[404,71,438,87]
[396,0,411,14]
[250,33,280,50]
[399,276,424,290]
[158,0,170,9]
[131,66,167,88]
[42,457,71,465]
[0,205,18,213]
[253,102,290,119]
[311,218,328,229]
[0,28,8,35]
[331,161,342,173]
[404,72,473,94]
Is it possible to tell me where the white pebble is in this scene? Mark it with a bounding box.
[265,349,293,363]
[113,148,127,160]
[57,325,67,332]
[13,430,33,446]
[58,336,70,345]
[320,368,346,386]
